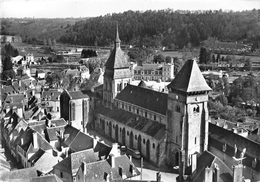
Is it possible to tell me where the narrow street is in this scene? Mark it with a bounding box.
[87,130,178,182]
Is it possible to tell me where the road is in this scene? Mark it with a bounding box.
[87,130,178,182]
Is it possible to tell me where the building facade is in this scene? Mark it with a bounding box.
[60,90,89,131]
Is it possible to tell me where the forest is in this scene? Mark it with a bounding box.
[1,9,260,48]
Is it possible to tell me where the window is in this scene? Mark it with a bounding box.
[135,135,137,140]
[57,107,59,112]
[117,83,121,92]
[122,103,124,109]
[176,105,181,112]
[154,115,156,121]
[137,109,139,114]
[176,136,178,143]
[143,139,146,144]
[129,106,131,112]
[153,143,155,148]
[195,137,196,144]
[193,105,200,113]
[127,131,129,135]
[145,112,147,117]
[60,172,63,178]
[120,128,121,132]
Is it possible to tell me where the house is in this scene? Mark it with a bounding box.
[75,154,140,182]
[0,167,38,182]
[53,149,98,182]
[134,62,174,82]
[60,90,89,131]
[30,174,63,182]
[36,69,46,79]
[31,174,63,182]
[41,89,62,119]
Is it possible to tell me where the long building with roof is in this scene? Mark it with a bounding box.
[93,23,213,168]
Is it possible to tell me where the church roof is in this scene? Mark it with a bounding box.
[104,24,130,70]
[115,84,168,115]
[167,59,211,93]
[138,80,147,88]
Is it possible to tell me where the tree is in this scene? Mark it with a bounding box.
[165,56,172,64]
[174,57,183,75]
[212,54,216,63]
[244,58,252,71]
[48,38,52,47]
[153,54,165,63]
[216,53,221,62]
[199,47,210,64]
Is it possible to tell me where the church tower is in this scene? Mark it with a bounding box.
[103,23,132,108]
[166,60,211,176]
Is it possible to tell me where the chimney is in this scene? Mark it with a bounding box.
[191,153,197,173]
[108,154,115,168]
[204,167,213,182]
[104,172,110,182]
[19,80,22,87]
[33,132,39,149]
[110,143,120,157]
[93,137,98,148]
[21,138,24,145]
[156,172,161,182]
[233,164,244,182]
[213,163,219,182]
[83,162,87,176]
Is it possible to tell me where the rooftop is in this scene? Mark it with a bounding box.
[167,59,211,93]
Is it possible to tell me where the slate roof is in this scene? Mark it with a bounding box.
[138,80,147,88]
[93,141,112,160]
[63,125,81,147]
[83,155,140,181]
[209,123,260,171]
[0,167,37,181]
[46,126,65,141]
[69,131,94,152]
[53,149,98,175]
[96,105,166,140]
[31,174,63,182]
[42,90,61,101]
[105,25,129,70]
[115,84,168,115]
[167,59,212,93]
[192,150,233,182]
[68,91,89,100]
[30,149,62,174]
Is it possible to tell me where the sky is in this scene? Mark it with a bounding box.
[0,0,259,18]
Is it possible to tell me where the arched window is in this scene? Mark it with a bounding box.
[193,105,200,113]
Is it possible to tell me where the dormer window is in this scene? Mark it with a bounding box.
[252,158,257,168]
[222,143,227,152]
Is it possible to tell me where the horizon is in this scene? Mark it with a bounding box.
[0,0,259,19]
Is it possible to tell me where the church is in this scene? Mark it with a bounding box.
[93,24,212,168]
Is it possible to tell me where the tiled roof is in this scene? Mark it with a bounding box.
[192,150,233,182]
[53,149,98,175]
[209,123,260,171]
[31,174,63,182]
[68,91,89,100]
[0,167,37,181]
[42,90,61,101]
[167,59,212,93]
[69,132,94,152]
[115,84,168,115]
[96,105,166,140]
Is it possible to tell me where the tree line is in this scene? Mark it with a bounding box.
[59,9,260,48]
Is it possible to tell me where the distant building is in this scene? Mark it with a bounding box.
[134,62,174,82]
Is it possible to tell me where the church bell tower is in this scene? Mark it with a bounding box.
[103,22,132,108]
[166,60,212,177]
